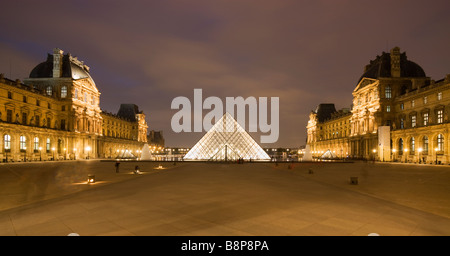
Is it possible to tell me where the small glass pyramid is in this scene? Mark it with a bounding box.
[184,112,270,161]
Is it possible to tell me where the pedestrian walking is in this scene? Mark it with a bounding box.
[134,165,140,174]
[115,160,120,173]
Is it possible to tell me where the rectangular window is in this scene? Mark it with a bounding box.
[411,115,416,128]
[7,91,12,99]
[36,99,40,106]
[437,134,444,152]
[22,112,27,125]
[400,118,404,129]
[23,96,27,103]
[6,110,12,123]
[4,135,11,151]
[385,86,392,99]
[35,115,40,126]
[33,137,39,151]
[423,113,429,126]
[61,119,66,130]
[424,96,427,104]
[48,103,51,109]
[46,138,51,153]
[62,105,65,111]
[47,118,51,128]
[411,100,415,108]
[438,92,442,101]
[386,106,391,112]
[400,103,404,110]
[437,110,443,124]
[19,136,26,151]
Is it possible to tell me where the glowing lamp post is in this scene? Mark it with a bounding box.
[392,148,396,162]
[73,148,77,160]
[64,148,67,160]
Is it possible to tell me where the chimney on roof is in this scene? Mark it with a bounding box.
[52,48,63,78]
[390,47,401,78]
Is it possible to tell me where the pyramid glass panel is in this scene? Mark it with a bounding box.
[184,113,270,161]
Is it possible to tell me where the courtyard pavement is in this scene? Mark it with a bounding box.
[0,160,449,236]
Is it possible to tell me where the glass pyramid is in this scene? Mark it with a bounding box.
[183,112,270,161]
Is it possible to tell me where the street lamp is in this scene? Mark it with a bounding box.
[73,148,77,160]
[392,148,396,162]
[64,148,67,160]
[404,148,408,163]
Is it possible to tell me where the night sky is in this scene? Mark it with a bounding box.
[0,0,449,147]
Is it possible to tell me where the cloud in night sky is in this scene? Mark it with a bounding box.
[0,0,449,147]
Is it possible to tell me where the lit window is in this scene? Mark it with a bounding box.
[411,115,416,128]
[385,86,391,99]
[19,136,26,151]
[46,138,51,153]
[411,100,415,108]
[438,92,442,101]
[34,137,39,151]
[437,134,444,151]
[423,113,429,126]
[437,109,443,124]
[400,118,404,129]
[400,103,404,110]
[423,96,427,104]
[84,92,87,103]
[410,137,415,152]
[423,136,428,153]
[46,86,52,96]
[61,86,67,98]
[386,106,391,112]
[4,134,11,150]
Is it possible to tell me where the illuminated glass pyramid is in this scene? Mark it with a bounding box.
[183,112,270,161]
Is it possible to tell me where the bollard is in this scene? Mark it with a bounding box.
[308,168,313,174]
[350,177,358,185]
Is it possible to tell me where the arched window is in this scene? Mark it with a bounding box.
[423,136,429,154]
[46,138,51,153]
[19,136,26,151]
[33,137,39,152]
[4,134,11,151]
[398,138,404,155]
[437,134,444,152]
[46,86,52,96]
[410,137,415,153]
[61,86,67,98]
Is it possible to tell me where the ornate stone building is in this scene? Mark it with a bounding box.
[0,48,148,161]
[307,47,450,163]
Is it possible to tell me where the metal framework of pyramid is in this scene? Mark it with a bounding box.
[183,112,270,161]
[320,149,338,159]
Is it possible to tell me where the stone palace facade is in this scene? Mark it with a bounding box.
[0,48,148,161]
[307,47,450,164]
